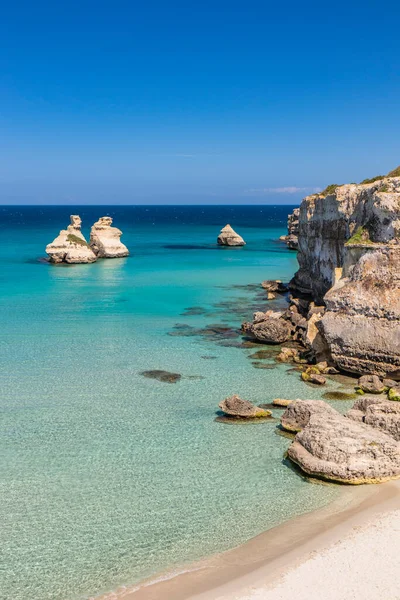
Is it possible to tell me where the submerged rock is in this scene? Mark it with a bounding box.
[277,347,299,363]
[46,215,97,264]
[281,399,337,432]
[218,394,271,418]
[217,224,246,246]
[323,391,358,401]
[288,412,400,484]
[90,216,129,258]
[140,370,181,383]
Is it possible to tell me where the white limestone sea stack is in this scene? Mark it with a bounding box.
[89,216,129,258]
[46,215,97,264]
[217,224,246,246]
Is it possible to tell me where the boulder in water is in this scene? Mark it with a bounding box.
[357,375,386,394]
[219,394,271,418]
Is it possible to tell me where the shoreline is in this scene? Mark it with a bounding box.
[95,480,400,600]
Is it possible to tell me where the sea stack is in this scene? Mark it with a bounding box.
[45,215,97,264]
[89,216,129,258]
[217,224,246,246]
[279,207,299,249]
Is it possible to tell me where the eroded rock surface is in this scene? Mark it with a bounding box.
[280,208,299,250]
[90,216,129,258]
[320,247,400,377]
[217,224,246,246]
[218,394,271,418]
[288,412,400,484]
[261,280,287,293]
[290,176,400,302]
[46,215,97,264]
[242,311,291,343]
[347,397,400,441]
[281,399,337,432]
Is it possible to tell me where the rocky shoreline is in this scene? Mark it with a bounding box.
[221,166,400,485]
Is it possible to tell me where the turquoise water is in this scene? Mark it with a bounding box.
[1,206,342,600]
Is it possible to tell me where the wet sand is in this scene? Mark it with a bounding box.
[95,481,400,600]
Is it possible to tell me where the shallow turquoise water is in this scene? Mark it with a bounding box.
[0,206,342,600]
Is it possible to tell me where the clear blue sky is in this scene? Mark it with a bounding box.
[1,0,399,204]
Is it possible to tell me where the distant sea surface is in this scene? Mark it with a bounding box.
[1,206,341,600]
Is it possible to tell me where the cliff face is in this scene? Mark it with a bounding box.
[290,173,400,378]
[320,246,400,378]
[291,177,400,303]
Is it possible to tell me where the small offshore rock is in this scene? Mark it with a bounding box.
[261,280,288,293]
[217,224,246,246]
[281,399,337,432]
[218,394,271,418]
[287,412,400,484]
[140,370,182,383]
[357,375,385,394]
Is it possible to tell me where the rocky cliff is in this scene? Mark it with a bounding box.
[290,169,400,378]
[291,175,400,302]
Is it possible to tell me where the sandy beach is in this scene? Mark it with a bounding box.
[96,481,400,600]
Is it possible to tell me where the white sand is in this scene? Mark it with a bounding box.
[212,510,400,600]
[98,483,400,600]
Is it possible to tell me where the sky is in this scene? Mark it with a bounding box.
[1,0,400,205]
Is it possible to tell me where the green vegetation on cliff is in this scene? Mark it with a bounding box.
[360,175,385,184]
[388,165,400,177]
[319,184,342,196]
[345,226,374,245]
[67,234,89,247]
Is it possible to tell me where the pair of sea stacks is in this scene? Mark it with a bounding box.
[46,215,129,264]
